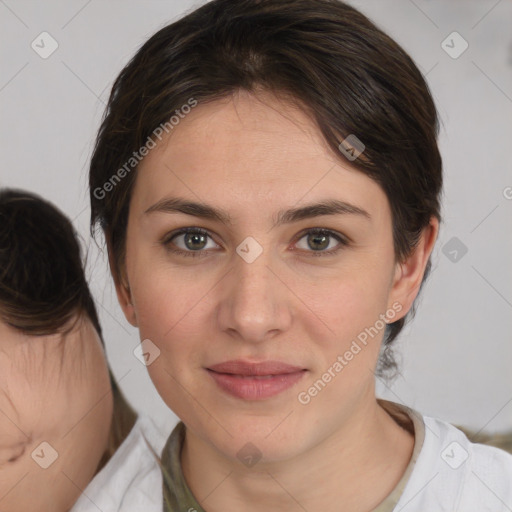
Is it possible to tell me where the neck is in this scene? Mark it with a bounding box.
[181,397,415,512]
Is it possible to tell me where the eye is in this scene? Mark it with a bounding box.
[162,227,220,258]
[162,227,349,259]
[0,443,26,464]
[293,228,348,257]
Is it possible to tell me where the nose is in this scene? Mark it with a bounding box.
[216,240,292,344]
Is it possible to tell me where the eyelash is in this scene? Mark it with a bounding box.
[161,227,349,258]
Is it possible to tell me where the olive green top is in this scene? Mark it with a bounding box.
[161,399,426,512]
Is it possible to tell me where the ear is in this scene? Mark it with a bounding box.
[387,216,439,320]
[106,234,138,328]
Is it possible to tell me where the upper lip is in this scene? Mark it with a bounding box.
[207,360,305,376]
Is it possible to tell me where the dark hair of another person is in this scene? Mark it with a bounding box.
[88,0,443,378]
[0,188,137,471]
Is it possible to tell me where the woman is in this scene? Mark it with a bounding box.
[88,0,512,510]
[0,189,140,511]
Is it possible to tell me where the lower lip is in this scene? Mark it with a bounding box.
[206,369,307,400]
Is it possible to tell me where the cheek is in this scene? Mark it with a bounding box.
[0,458,79,511]
[51,354,113,491]
[59,397,112,491]
[19,366,112,443]
[128,259,220,412]
[129,252,212,343]
[311,263,392,339]
[0,389,112,512]
[296,266,394,396]
[130,265,200,390]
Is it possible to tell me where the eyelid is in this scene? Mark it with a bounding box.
[0,443,26,464]
[293,227,350,245]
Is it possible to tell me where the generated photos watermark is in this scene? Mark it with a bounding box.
[297,301,403,405]
[93,98,198,200]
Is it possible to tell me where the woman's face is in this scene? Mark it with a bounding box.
[117,90,437,464]
[0,317,113,511]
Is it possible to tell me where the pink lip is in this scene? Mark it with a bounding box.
[206,360,307,400]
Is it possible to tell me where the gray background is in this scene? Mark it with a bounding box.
[1,0,511,435]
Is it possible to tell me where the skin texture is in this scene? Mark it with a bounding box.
[113,89,439,511]
[0,316,113,512]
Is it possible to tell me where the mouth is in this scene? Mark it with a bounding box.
[206,360,307,400]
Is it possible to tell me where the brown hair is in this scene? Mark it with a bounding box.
[89,0,443,377]
[0,188,136,471]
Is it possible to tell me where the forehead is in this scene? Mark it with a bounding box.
[0,324,66,416]
[144,90,342,174]
[135,90,389,223]
[0,320,67,369]
[0,318,102,436]
[0,318,96,401]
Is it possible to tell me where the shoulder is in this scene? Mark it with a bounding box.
[395,412,512,512]
[70,415,169,512]
[424,414,512,478]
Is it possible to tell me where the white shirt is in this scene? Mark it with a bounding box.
[393,411,512,511]
[70,415,166,512]
[70,406,512,511]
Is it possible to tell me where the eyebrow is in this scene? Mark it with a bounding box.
[144,197,371,228]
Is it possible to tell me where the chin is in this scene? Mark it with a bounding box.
[199,412,311,464]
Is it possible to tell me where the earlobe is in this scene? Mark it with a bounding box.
[106,241,138,328]
[115,275,138,328]
[387,217,439,319]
